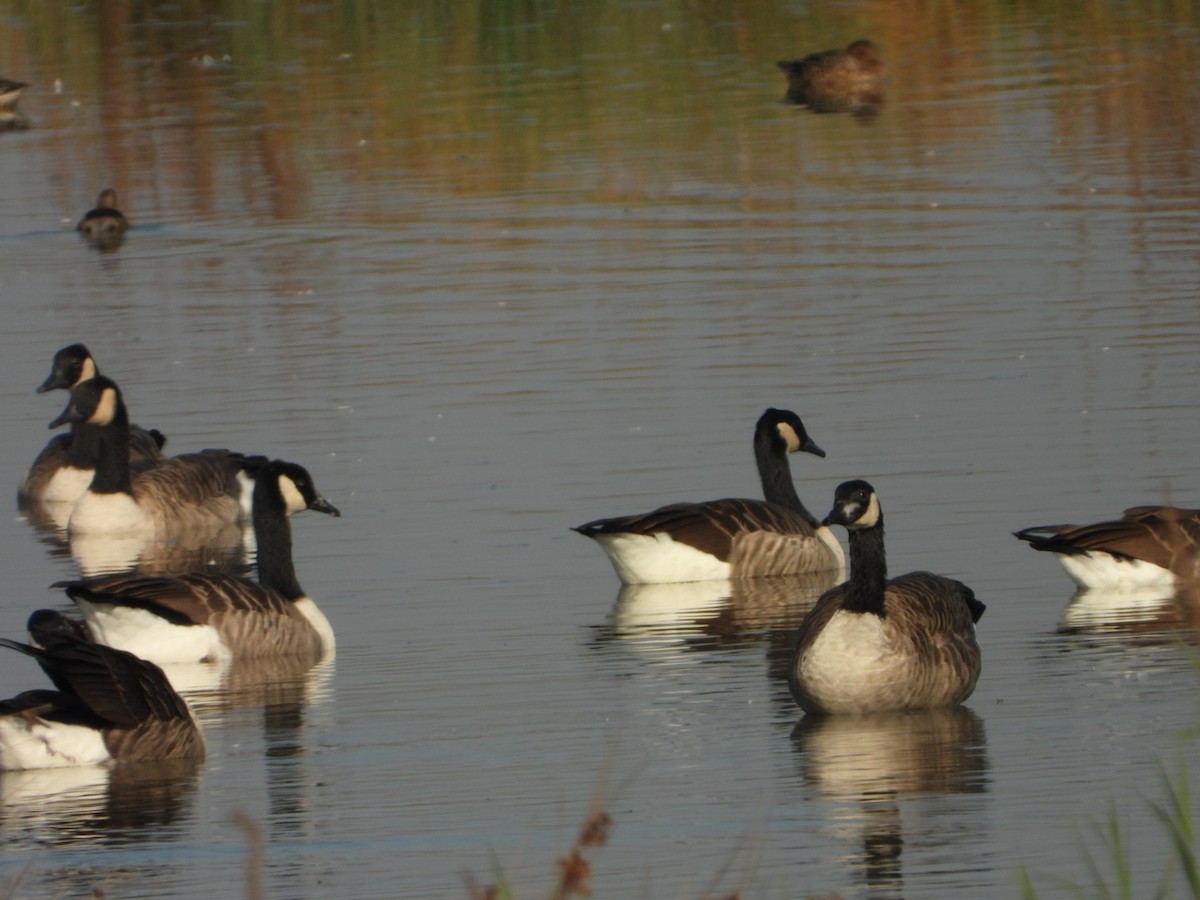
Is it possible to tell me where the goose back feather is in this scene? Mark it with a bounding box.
[0,610,204,769]
[575,408,843,584]
[789,480,983,715]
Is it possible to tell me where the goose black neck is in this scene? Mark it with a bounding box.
[755,429,818,527]
[252,482,304,601]
[844,516,888,616]
[86,401,134,496]
[64,422,104,469]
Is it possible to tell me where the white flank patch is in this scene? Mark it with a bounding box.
[294,597,336,657]
[78,601,228,665]
[42,466,94,504]
[69,492,149,536]
[0,717,110,770]
[591,532,732,585]
[1056,552,1176,591]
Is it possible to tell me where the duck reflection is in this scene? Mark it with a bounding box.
[597,571,838,660]
[0,757,201,846]
[791,708,988,897]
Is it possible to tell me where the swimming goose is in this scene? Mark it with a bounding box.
[789,480,984,715]
[0,609,204,769]
[1014,507,1200,592]
[574,408,844,584]
[60,459,340,665]
[48,374,262,538]
[76,189,129,241]
[19,343,166,509]
[777,39,885,113]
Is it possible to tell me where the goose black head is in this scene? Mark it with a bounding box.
[758,407,826,458]
[823,479,881,530]
[38,343,96,393]
[264,460,341,518]
[48,375,124,430]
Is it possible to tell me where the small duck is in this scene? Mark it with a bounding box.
[76,189,129,244]
[0,78,29,130]
[789,480,984,715]
[0,609,205,769]
[0,78,26,110]
[777,39,885,113]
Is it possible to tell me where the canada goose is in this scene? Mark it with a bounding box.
[777,39,885,113]
[574,408,844,584]
[76,189,129,243]
[48,374,262,538]
[60,459,340,665]
[0,609,204,769]
[789,480,984,715]
[19,344,167,510]
[1014,507,1200,591]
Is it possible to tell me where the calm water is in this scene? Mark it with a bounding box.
[0,2,1198,897]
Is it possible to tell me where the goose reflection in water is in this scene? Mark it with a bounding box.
[19,497,252,579]
[68,519,252,578]
[595,571,838,660]
[173,652,334,723]
[791,708,989,897]
[0,757,202,847]
[1056,586,1189,642]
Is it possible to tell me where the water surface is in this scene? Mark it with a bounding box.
[0,2,1198,897]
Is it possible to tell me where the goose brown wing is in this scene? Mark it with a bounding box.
[63,574,321,658]
[577,498,818,560]
[131,451,245,505]
[127,425,167,463]
[0,629,187,728]
[62,573,293,628]
[885,572,984,634]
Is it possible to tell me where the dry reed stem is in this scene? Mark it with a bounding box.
[231,810,264,900]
